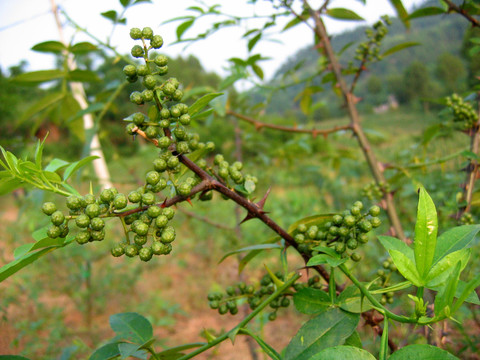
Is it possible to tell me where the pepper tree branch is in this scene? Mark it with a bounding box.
[226,109,352,137]
[458,124,480,218]
[302,0,406,240]
[443,0,480,28]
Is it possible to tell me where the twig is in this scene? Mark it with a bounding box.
[227,110,352,137]
[443,0,480,27]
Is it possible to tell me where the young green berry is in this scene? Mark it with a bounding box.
[154,55,168,67]
[85,203,101,219]
[370,217,381,228]
[346,238,358,250]
[142,90,154,102]
[47,225,61,238]
[369,205,381,217]
[294,233,305,244]
[90,229,105,241]
[163,83,176,95]
[176,141,190,154]
[100,188,115,203]
[170,106,181,118]
[123,64,137,77]
[76,230,91,244]
[136,64,149,76]
[146,171,160,185]
[128,190,142,203]
[134,235,148,246]
[131,45,144,58]
[50,211,65,226]
[167,156,179,169]
[158,136,172,149]
[353,201,364,209]
[42,202,57,216]
[162,207,175,220]
[142,192,155,205]
[113,194,128,210]
[139,247,153,261]
[126,123,137,135]
[358,220,372,233]
[177,182,192,197]
[125,244,139,257]
[350,206,361,216]
[146,205,161,218]
[351,252,362,262]
[155,214,169,228]
[205,142,215,151]
[150,35,164,48]
[142,27,154,39]
[172,89,183,101]
[90,217,105,231]
[158,66,168,76]
[134,222,149,236]
[151,241,171,255]
[335,242,346,254]
[358,233,369,244]
[160,226,176,243]
[143,75,156,89]
[130,91,143,105]
[66,196,82,210]
[343,215,356,227]
[160,108,170,119]
[111,244,125,257]
[75,214,90,228]
[130,27,142,40]
[332,214,343,225]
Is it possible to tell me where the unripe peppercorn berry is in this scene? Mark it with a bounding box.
[136,64,149,76]
[155,215,169,228]
[172,89,183,101]
[144,75,156,90]
[158,66,168,76]
[66,196,82,210]
[160,108,170,119]
[126,123,137,135]
[145,126,158,139]
[150,35,163,49]
[370,217,381,228]
[76,231,90,244]
[111,245,125,257]
[125,244,139,257]
[100,188,114,203]
[153,158,167,172]
[176,141,190,154]
[170,106,181,118]
[142,27,154,39]
[85,204,101,218]
[130,91,143,105]
[130,27,142,39]
[147,205,162,218]
[131,45,144,58]
[134,222,149,236]
[161,226,176,243]
[47,225,61,238]
[128,190,142,203]
[90,217,105,231]
[154,55,168,66]
[177,183,192,197]
[162,208,175,220]
[133,112,145,126]
[123,64,137,77]
[158,136,171,149]
[146,171,160,185]
[134,235,147,246]
[142,90,154,102]
[113,194,127,209]
[42,202,57,216]
[139,247,153,261]
[167,156,179,169]
[369,205,381,217]
[51,211,65,226]
[76,214,90,228]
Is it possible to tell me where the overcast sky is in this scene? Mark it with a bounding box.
[0,0,424,81]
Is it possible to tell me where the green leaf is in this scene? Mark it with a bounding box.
[310,345,375,360]
[120,0,131,7]
[284,307,359,360]
[344,331,362,348]
[218,243,283,264]
[238,328,281,360]
[155,343,205,358]
[89,342,121,360]
[118,343,148,359]
[63,155,99,181]
[0,356,32,360]
[31,41,66,54]
[0,178,23,195]
[20,91,65,124]
[407,7,445,20]
[287,214,334,234]
[109,312,153,344]
[238,236,280,273]
[293,287,332,315]
[337,285,382,313]
[67,103,104,124]
[414,187,438,279]
[388,344,459,360]
[283,15,309,32]
[251,63,264,80]
[452,274,480,314]
[378,235,414,263]
[44,158,70,173]
[42,171,62,183]
[176,18,195,40]
[389,250,423,286]
[433,225,480,264]
[244,179,256,194]
[387,0,410,28]
[14,237,66,259]
[68,69,100,82]
[248,33,262,52]
[326,8,364,21]
[12,69,65,84]
[188,93,224,117]
[381,42,420,57]
[434,261,461,317]
[308,254,348,267]
[0,245,67,283]
[70,42,98,54]
[101,10,118,22]
[425,249,470,287]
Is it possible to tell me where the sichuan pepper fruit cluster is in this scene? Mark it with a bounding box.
[40,27,258,262]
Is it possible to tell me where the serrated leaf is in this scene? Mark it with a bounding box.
[63,155,99,181]
[44,158,70,173]
[219,243,283,264]
[109,313,153,344]
[344,331,362,348]
[19,91,65,124]
[68,69,100,82]
[118,343,148,359]
[284,307,359,360]
[326,8,364,21]
[293,287,331,315]
[425,249,470,287]
[337,285,382,313]
[101,10,118,22]
[70,42,98,54]
[12,69,65,83]
[389,249,422,286]
[310,346,376,360]
[31,41,66,54]
[34,137,47,169]
[382,42,420,57]
[188,93,224,117]
[378,235,414,263]
[89,342,121,360]
[414,187,438,279]
[388,344,459,359]
[407,6,445,20]
[452,274,480,313]
[176,19,194,40]
[42,171,62,183]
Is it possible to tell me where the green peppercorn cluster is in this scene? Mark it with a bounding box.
[212,154,258,190]
[445,94,478,130]
[459,212,475,225]
[361,181,390,201]
[350,15,391,66]
[41,188,127,244]
[376,258,399,304]
[293,201,382,262]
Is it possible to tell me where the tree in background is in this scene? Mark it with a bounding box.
[435,52,466,94]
